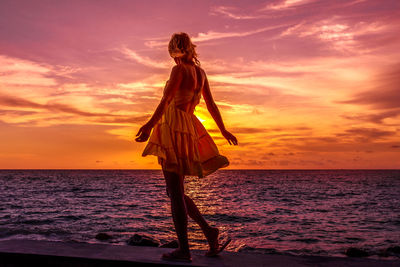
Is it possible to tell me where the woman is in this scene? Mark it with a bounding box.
[135,32,238,262]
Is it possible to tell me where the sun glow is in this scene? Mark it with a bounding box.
[194,112,206,124]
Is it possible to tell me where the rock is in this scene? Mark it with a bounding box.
[95,232,112,241]
[159,240,179,248]
[127,234,159,247]
[377,249,389,257]
[377,246,400,257]
[387,246,400,254]
[345,247,369,257]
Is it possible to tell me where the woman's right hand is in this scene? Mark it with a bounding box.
[221,129,238,145]
[135,123,152,142]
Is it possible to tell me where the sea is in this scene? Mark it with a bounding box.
[0,169,399,259]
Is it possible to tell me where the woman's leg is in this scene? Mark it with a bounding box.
[163,170,190,255]
[183,194,219,251]
[183,194,210,232]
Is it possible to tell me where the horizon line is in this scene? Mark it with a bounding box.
[0,168,399,171]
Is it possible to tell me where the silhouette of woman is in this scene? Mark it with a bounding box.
[135,32,238,262]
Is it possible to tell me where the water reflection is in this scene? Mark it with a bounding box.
[0,169,399,258]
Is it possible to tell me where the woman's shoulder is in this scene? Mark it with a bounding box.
[200,66,206,75]
[169,64,186,79]
[197,66,207,81]
[192,64,206,75]
[171,63,206,78]
[171,63,185,71]
[171,63,193,74]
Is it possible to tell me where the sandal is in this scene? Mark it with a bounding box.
[205,236,232,257]
[161,250,192,262]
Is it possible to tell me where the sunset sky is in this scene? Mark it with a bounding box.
[0,0,399,169]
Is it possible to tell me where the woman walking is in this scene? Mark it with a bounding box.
[135,32,238,262]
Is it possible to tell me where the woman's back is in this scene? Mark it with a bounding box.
[172,63,204,113]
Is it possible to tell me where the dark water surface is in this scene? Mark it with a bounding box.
[0,169,399,259]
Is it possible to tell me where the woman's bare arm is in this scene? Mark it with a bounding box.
[202,76,226,132]
[202,74,238,145]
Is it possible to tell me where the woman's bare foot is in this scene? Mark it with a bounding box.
[205,226,219,253]
[161,248,192,262]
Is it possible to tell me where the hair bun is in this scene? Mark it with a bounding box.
[168,32,200,65]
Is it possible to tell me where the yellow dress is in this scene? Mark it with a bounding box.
[141,69,229,178]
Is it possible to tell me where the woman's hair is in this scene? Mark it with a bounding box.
[168,32,200,66]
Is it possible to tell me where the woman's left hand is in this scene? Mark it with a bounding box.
[135,123,152,142]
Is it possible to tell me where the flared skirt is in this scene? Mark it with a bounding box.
[141,103,229,178]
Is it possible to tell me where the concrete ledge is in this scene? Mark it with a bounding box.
[0,239,399,267]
